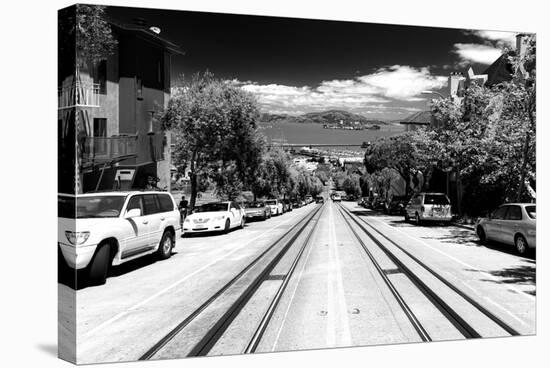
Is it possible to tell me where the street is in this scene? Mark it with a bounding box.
[59,199,535,364]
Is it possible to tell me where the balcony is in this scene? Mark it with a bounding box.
[58,81,100,109]
[82,136,137,166]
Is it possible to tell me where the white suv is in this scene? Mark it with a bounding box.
[58,191,181,284]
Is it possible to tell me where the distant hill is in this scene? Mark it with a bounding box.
[259,110,388,126]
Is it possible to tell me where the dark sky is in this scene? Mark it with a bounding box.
[106,5,516,119]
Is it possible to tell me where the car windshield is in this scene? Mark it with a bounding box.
[245,202,264,208]
[266,200,277,205]
[424,194,450,205]
[75,195,126,218]
[196,203,229,212]
[525,205,536,219]
[58,196,75,218]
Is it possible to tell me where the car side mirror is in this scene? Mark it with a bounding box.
[125,208,142,218]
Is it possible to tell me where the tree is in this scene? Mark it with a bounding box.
[407,35,536,215]
[160,72,263,207]
[364,134,420,195]
[342,174,362,197]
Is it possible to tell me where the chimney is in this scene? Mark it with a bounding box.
[448,72,465,97]
[516,33,528,57]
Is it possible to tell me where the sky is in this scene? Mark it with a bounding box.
[107,6,518,120]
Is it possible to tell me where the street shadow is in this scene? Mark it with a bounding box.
[466,261,536,294]
[36,343,57,357]
[420,228,536,259]
[58,250,180,290]
[420,228,477,245]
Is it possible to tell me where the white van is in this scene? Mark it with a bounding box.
[404,192,452,225]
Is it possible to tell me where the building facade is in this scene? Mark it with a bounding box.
[58,8,181,194]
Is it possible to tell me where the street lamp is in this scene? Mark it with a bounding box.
[421,90,446,99]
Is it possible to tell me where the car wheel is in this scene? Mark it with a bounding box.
[224,218,231,234]
[157,230,174,260]
[240,216,246,229]
[88,243,110,285]
[404,212,410,222]
[515,235,528,255]
[415,213,421,226]
[263,211,267,221]
[476,226,487,244]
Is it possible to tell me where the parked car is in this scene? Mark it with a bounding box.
[243,201,271,221]
[475,203,536,255]
[404,192,452,225]
[332,193,342,202]
[291,199,301,209]
[315,195,325,203]
[305,195,313,204]
[360,197,370,208]
[184,201,245,234]
[346,194,357,201]
[266,198,284,216]
[385,195,409,215]
[371,197,386,210]
[282,199,293,212]
[58,191,181,285]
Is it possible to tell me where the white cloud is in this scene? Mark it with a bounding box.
[452,43,503,65]
[235,65,446,117]
[467,30,516,48]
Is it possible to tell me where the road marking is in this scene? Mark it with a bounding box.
[326,203,352,346]
[364,215,535,303]
[83,212,307,338]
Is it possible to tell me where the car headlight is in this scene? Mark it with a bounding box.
[214,215,225,220]
[184,218,190,223]
[65,231,90,245]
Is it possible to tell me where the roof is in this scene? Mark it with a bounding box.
[400,111,432,125]
[107,18,184,56]
[483,53,514,87]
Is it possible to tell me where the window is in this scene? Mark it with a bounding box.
[525,205,536,219]
[143,194,160,215]
[424,194,450,205]
[76,196,126,218]
[157,194,174,213]
[93,118,107,137]
[492,206,508,220]
[90,60,107,94]
[126,196,144,216]
[505,206,522,221]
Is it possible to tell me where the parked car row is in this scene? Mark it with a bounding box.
[58,191,320,286]
[357,191,536,256]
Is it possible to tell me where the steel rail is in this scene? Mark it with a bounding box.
[337,204,481,338]
[340,204,520,337]
[244,204,326,353]
[139,203,324,360]
[336,206,432,342]
[188,203,325,356]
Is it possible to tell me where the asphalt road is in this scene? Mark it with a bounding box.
[59,203,319,364]
[58,200,536,364]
